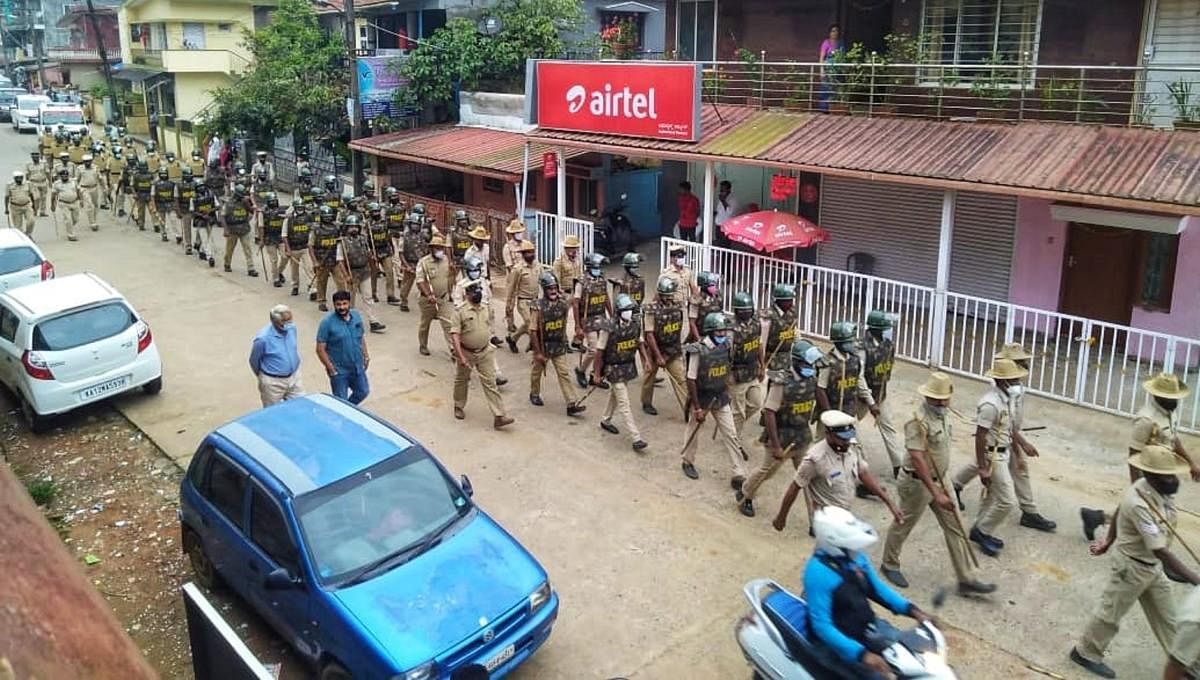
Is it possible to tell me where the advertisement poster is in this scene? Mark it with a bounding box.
[357,57,411,120]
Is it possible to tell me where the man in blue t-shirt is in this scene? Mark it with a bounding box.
[316,290,371,404]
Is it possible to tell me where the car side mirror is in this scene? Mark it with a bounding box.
[264,567,301,590]
[460,474,473,498]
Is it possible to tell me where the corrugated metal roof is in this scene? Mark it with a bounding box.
[351,126,588,182]
[528,108,1200,214]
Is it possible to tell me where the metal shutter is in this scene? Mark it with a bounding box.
[1148,0,1200,64]
[949,192,1017,301]
[818,177,942,286]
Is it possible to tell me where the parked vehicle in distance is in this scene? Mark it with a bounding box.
[12,94,51,132]
[0,230,53,293]
[0,88,28,122]
[36,104,87,136]
[179,394,559,680]
[0,273,163,432]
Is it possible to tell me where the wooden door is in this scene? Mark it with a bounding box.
[1059,223,1135,325]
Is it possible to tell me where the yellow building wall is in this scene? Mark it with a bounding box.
[174,72,233,119]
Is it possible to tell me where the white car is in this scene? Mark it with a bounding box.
[0,230,54,292]
[0,273,163,432]
[12,94,51,132]
[36,104,88,136]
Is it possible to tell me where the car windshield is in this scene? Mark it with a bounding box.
[0,247,41,275]
[41,110,84,125]
[17,97,48,111]
[33,302,136,351]
[295,449,470,585]
[0,90,24,105]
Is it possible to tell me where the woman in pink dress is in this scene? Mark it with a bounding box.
[817,24,843,111]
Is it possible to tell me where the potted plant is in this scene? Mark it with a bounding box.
[969,52,1013,120]
[702,69,727,102]
[1168,78,1200,130]
[828,42,871,114]
[875,32,921,116]
[736,47,763,106]
[601,17,639,60]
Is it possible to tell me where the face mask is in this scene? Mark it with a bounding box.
[705,285,717,296]
[836,341,856,354]
[467,269,481,281]
[1149,474,1181,496]
[928,404,947,416]
[674,256,686,267]
[433,251,445,260]
[514,233,524,241]
[776,300,793,313]
[523,254,535,263]
[1008,385,1025,399]
[794,362,815,378]
[589,268,601,277]
[882,328,894,342]
[1155,397,1179,412]
[283,321,295,330]
[713,334,730,345]
[620,310,633,321]
[625,267,638,276]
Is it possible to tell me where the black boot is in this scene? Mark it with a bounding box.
[1080,508,1106,542]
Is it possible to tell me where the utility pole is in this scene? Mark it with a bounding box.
[343,0,363,194]
[84,0,118,122]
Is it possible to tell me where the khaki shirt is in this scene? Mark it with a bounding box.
[1115,477,1176,564]
[415,254,451,298]
[6,182,34,206]
[903,403,953,476]
[107,157,125,174]
[1170,586,1200,676]
[502,239,522,270]
[506,260,542,305]
[25,162,49,184]
[1131,400,1180,453]
[553,253,582,294]
[76,166,100,189]
[52,180,80,203]
[659,263,695,306]
[451,301,493,351]
[452,276,493,308]
[794,439,868,510]
[976,385,1013,449]
[816,346,875,405]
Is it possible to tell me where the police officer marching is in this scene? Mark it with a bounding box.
[335,214,386,333]
[463,225,490,282]
[106,146,127,215]
[175,169,199,256]
[858,311,906,479]
[610,253,645,307]
[729,291,765,437]
[150,167,177,241]
[451,278,514,430]
[308,205,342,310]
[365,201,400,306]
[529,271,585,413]
[688,272,724,342]
[281,193,314,297]
[4,172,37,236]
[219,184,259,277]
[680,313,748,495]
[131,160,154,231]
[574,253,612,389]
[502,219,526,275]
[640,277,688,418]
[251,150,275,183]
[964,358,1028,557]
[595,293,648,451]
[25,152,51,217]
[188,149,206,178]
[504,240,543,353]
[451,255,507,387]
[553,235,583,346]
[396,209,430,312]
[74,155,102,233]
[259,192,288,287]
[448,209,474,277]
[51,167,83,242]
[661,243,697,307]
[205,159,226,199]
[190,179,219,266]
[415,234,454,357]
[816,320,875,440]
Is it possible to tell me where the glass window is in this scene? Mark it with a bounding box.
[481,177,505,194]
[920,0,1041,66]
[1138,233,1178,311]
[250,485,298,572]
[677,1,715,61]
[188,446,212,491]
[0,306,18,343]
[32,302,136,352]
[0,246,41,275]
[39,110,85,126]
[205,455,246,525]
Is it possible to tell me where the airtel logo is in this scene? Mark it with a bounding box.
[563,83,658,119]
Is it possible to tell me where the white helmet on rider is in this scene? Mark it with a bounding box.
[812,506,878,555]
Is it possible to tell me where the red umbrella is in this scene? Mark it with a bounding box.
[720,210,830,252]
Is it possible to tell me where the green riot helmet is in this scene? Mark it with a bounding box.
[318,204,335,223]
[829,320,857,343]
[584,253,606,274]
[366,200,382,216]
[137,159,149,172]
[866,310,893,330]
[193,178,207,192]
[656,276,677,296]
[165,151,176,162]
[539,271,559,291]
[453,208,469,225]
[697,271,720,291]
[181,166,194,178]
[343,213,362,232]
[791,339,824,377]
[362,180,375,196]
[232,183,247,197]
[622,252,642,270]
[157,167,168,179]
[383,185,399,199]
[323,174,337,190]
[309,186,327,201]
[615,293,637,313]
[772,283,796,301]
[702,311,733,334]
[411,203,426,216]
[463,255,484,281]
[265,191,279,208]
[732,291,755,321]
[298,167,313,183]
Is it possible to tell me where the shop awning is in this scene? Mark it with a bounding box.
[351,125,589,182]
[528,107,1200,215]
[111,65,164,82]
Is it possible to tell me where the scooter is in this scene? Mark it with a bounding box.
[735,579,958,680]
[592,193,635,258]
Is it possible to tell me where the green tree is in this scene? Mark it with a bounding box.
[206,0,346,147]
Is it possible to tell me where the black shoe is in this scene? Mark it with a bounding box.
[632,440,647,452]
[369,321,386,333]
[953,482,965,511]
[681,461,699,480]
[175,236,182,244]
[118,209,126,217]
[495,375,508,386]
[969,527,1002,557]
[273,279,282,288]
[153,224,161,233]
[506,335,518,354]
[881,566,909,589]
[400,303,410,312]
[418,346,430,356]
[567,403,586,416]
[138,224,146,231]
[957,580,998,596]
[224,264,232,272]
[160,232,168,242]
[600,420,619,435]
[185,246,192,255]
[1081,508,1106,542]
[642,403,658,416]
[1070,648,1116,679]
[277,274,286,285]
[386,296,401,306]
[247,270,259,278]
[530,394,544,406]
[319,303,329,312]
[589,377,610,390]
[197,249,206,260]
[739,498,755,517]
[291,287,299,297]
[730,477,744,493]
[208,257,215,268]
[892,466,900,480]
[575,367,588,388]
[309,291,318,301]
[1020,512,1057,533]
[855,484,872,499]
[654,377,665,385]
[372,296,380,303]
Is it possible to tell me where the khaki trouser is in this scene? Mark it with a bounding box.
[857,397,906,469]
[133,196,150,227]
[223,232,256,272]
[418,296,452,351]
[371,255,396,299]
[641,354,687,411]
[9,203,35,236]
[578,328,601,371]
[1076,552,1178,663]
[313,262,338,303]
[882,471,977,583]
[741,444,804,501]
[731,379,765,434]
[509,299,534,341]
[178,212,194,248]
[682,402,748,479]
[952,450,1040,515]
[974,448,1016,535]
[348,269,379,324]
[79,183,100,228]
[454,346,506,417]
[602,380,642,442]
[110,183,125,213]
[32,183,49,215]
[150,201,172,234]
[58,201,81,238]
[257,372,304,407]
[262,243,283,281]
[532,353,579,403]
[284,249,313,291]
[398,261,419,305]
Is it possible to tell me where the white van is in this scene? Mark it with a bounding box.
[35,103,88,136]
[11,94,51,132]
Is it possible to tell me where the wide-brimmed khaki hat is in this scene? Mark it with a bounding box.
[1129,444,1191,475]
[562,235,581,249]
[505,219,526,234]
[1144,373,1190,399]
[993,342,1032,362]
[519,240,536,252]
[986,358,1028,380]
[917,372,954,400]
[428,235,448,248]
[468,226,489,241]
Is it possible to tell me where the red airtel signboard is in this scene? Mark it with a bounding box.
[531,60,702,142]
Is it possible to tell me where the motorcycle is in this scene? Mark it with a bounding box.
[735,579,957,680]
[591,193,635,258]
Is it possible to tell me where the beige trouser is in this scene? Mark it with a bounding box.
[882,471,977,583]
[398,263,418,305]
[952,448,1039,515]
[193,222,215,257]
[133,196,149,227]
[857,398,906,469]
[79,184,99,228]
[509,299,534,341]
[262,243,283,280]
[348,270,379,324]
[178,213,193,248]
[57,202,81,238]
[578,328,601,371]
[257,372,304,407]
[532,353,579,403]
[150,201,171,232]
[9,204,35,235]
[1076,552,1178,663]
[641,355,687,411]
[974,448,1016,535]
[284,249,314,290]
[223,232,256,272]
[370,256,396,299]
[313,263,338,303]
[418,296,452,351]
[602,381,642,442]
[731,379,765,434]
[32,183,49,215]
[111,184,125,213]
[681,402,748,479]
[454,346,506,416]
[741,444,804,501]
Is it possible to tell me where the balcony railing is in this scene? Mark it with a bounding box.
[560,57,1200,130]
[130,46,251,74]
[46,47,117,62]
[130,46,162,68]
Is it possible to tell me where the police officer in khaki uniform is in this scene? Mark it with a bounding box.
[335,214,386,333]
[857,311,905,477]
[552,235,583,316]
[1166,586,1200,680]
[966,358,1026,557]
[502,219,526,275]
[529,271,583,412]
[737,339,823,518]
[1071,445,1199,679]
[416,235,453,356]
[219,185,259,277]
[463,226,490,281]
[595,294,648,451]
[451,256,506,387]
[759,283,798,374]
[176,168,198,255]
[190,179,219,266]
[451,278,513,430]
[397,211,430,312]
[681,313,748,491]
[130,160,154,230]
[817,321,876,432]
[150,168,176,241]
[729,292,764,436]
[50,168,82,242]
[281,194,314,297]
[308,205,342,310]
[641,277,688,417]
[574,253,612,388]
[106,147,127,216]
[259,192,288,287]
[610,253,644,308]
[688,272,724,342]
[661,243,697,307]
[880,372,997,596]
[76,155,102,232]
[504,240,543,352]
[4,172,37,236]
[25,152,50,217]
[362,202,397,305]
[448,209,474,277]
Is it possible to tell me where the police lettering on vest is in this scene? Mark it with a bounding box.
[286,214,311,250]
[773,371,818,448]
[651,302,684,358]
[313,224,340,265]
[764,307,799,371]
[603,317,641,383]
[863,335,895,397]
[536,298,571,357]
[264,210,286,245]
[369,223,393,258]
[581,277,610,329]
[731,318,762,383]
[827,351,863,414]
[344,235,371,270]
[694,342,732,407]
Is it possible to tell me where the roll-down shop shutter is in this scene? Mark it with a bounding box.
[948,191,1017,302]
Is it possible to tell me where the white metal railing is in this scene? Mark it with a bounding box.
[661,238,1200,432]
[534,212,594,264]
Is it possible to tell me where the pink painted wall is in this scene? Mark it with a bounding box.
[1008,198,1067,311]
[1132,215,1200,339]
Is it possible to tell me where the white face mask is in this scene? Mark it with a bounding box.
[433,250,445,260]
[882,328,894,342]
[1008,385,1025,399]
[467,269,481,281]
[620,310,633,322]
[674,256,686,267]
[514,233,524,241]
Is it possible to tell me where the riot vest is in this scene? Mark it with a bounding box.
[254,183,273,205]
[731,317,762,383]
[615,273,645,306]
[154,180,175,204]
[773,371,818,448]
[649,302,684,358]
[863,335,895,398]
[693,342,732,407]
[536,297,570,357]
[695,294,723,323]
[764,305,799,371]
[402,228,429,263]
[132,172,153,196]
[323,196,342,213]
[178,183,197,209]
[193,194,216,220]
[451,226,472,264]
[385,206,406,235]
[263,208,286,244]
[369,221,392,258]
[343,234,371,270]
[285,212,312,249]
[580,276,610,326]
[204,168,224,189]
[826,350,863,414]
[225,200,252,235]
[312,224,340,265]
[602,318,641,383]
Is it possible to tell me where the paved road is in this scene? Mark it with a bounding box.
[4,126,1197,679]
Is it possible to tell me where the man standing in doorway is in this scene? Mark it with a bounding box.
[714,180,740,248]
[316,290,371,405]
[249,304,303,407]
[675,180,700,242]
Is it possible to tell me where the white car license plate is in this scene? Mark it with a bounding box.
[79,376,129,400]
[484,644,515,672]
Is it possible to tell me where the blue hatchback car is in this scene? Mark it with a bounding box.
[179,394,559,679]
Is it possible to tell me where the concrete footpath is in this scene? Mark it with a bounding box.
[9,137,1199,679]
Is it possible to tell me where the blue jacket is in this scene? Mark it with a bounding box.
[803,548,912,664]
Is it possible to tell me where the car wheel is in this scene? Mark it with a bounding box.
[319,661,352,680]
[183,529,219,590]
[143,376,163,395]
[20,394,50,434]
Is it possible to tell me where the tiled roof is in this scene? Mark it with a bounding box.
[350,126,589,181]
